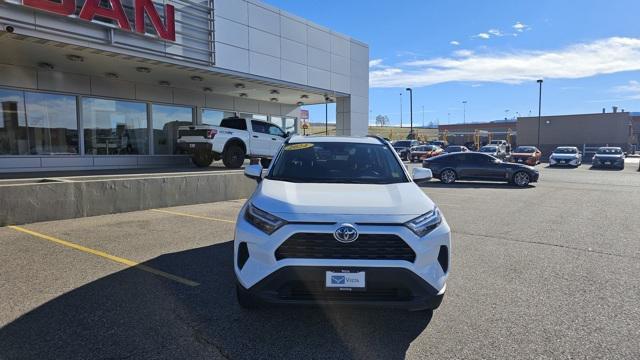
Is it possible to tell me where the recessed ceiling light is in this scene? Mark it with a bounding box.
[270,98,278,102]
[270,89,280,95]
[191,75,203,81]
[159,80,171,86]
[300,94,309,99]
[239,93,248,98]
[235,83,245,89]
[203,87,212,92]
[105,72,119,79]
[66,54,84,62]
[296,101,304,106]
[38,62,54,70]
[136,67,151,73]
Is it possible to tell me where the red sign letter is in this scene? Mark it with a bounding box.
[79,0,131,31]
[135,0,175,41]
[23,0,75,16]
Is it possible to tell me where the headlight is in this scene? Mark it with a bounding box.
[404,207,442,237]
[244,203,287,235]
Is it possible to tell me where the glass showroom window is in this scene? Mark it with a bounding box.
[25,92,78,154]
[152,104,193,154]
[83,98,148,155]
[0,88,78,155]
[240,113,268,122]
[0,88,28,155]
[271,116,297,134]
[202,108,235,126]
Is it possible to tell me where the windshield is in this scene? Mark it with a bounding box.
[425,145,439,151]
[479,146,497,152]
[554,148,577,154]
[514,146,536,153]
[596,148,622,154]
[267,142,409,184]
[393,141,412,147]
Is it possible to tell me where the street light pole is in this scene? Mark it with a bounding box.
[462,100,467,124]
[325,97,328,135]
[537,79,543,148]
[399,93,403,128]
[406,88,413,134]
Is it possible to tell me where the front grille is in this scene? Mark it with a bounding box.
[178,129,209,137]
[275,233,416,262]
[278,281,412,301]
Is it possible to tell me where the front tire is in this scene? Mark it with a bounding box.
[192,150,214,167]
[222,145,245,169]
[440,169,457,184]
[513,171,530,187]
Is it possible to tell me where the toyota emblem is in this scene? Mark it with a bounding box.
[333,224,359,243]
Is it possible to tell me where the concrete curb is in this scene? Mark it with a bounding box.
[0,172,257,226]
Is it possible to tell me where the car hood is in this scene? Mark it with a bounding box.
[251,179,434,222]
[551,153,578,158]
[594,154,623,158]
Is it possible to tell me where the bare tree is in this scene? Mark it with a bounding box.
[375,114,390,127]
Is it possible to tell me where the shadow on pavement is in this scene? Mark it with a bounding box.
[0,241,431,360]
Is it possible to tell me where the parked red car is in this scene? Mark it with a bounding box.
[510,146,542,165]
[417,145,444,161]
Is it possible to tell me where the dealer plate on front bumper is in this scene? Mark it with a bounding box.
[325,271,365,290]
[189,143,196,148]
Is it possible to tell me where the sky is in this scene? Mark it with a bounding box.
[266,0,640,126]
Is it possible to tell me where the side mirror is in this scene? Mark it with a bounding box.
[244,164,263,182]
[283,132,290,138]
[412,167,432,184]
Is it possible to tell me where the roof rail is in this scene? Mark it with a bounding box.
[366,135,388,145]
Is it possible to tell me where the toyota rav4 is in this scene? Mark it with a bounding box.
[234,136,451,311]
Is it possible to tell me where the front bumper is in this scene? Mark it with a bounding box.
[592,158,624,167]
[512,156,537,165]
[238,266,445,310]
[234,209,451,309]
[549,157,579,166]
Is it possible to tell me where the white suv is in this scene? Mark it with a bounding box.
[234,136,451,311]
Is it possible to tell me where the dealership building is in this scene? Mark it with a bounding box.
[0,0,369,172]
[440,111,639,155]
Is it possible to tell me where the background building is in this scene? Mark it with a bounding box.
[439,121,517,149]
[0,0,369,172]
[439,111,638,155]
[517,112,636,155]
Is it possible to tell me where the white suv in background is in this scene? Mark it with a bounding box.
[234,136,451,311]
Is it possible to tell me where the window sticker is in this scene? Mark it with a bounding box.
[284,143,314,151]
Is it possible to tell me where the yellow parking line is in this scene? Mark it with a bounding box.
[8,225,199,287]
[150,208,236,224]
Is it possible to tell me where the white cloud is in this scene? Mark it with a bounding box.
[611,80,640,99]
[450,40,460,46]
[475,33,491,39]
[453,49,474,57]
[370,37,640,88]
[513,21,530,32]
[488,29,503,37]
[369,59,384,68]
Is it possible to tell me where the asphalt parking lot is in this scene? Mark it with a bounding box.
[1,162,639,359]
